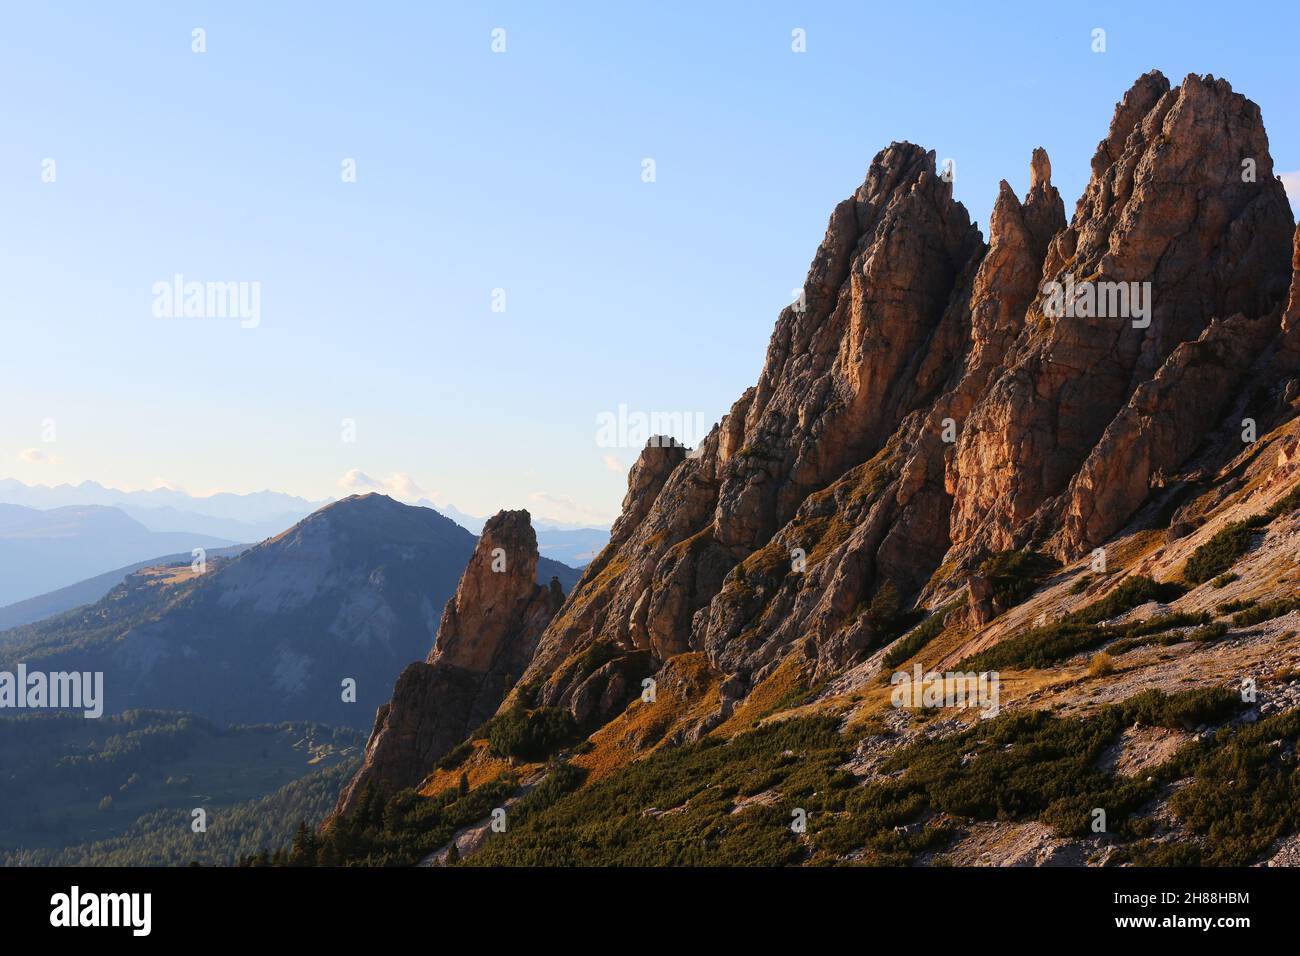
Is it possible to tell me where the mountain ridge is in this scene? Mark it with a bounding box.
[315,70,1300,867]
[0,503,237,607]
[0,495,578,729]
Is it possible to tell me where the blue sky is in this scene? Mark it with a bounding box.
[2,0,1296,525]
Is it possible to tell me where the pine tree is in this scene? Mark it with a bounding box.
[866,579,901,634]
[291,820,317,864]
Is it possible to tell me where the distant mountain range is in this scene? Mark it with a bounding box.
[0,495,579,729]
[0,504,236,607]
[0,478,326,543]
[0,545,248,631]
[423,501,609,565]
[0,481,610,596]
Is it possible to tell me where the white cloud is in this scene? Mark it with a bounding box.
[1281,170,1300,211]
[602,454,623,474]
[337,469,430,502]
[17,447,60,465]
[528,491,614,526]
[388,473,430,501]
[339,469,382,492]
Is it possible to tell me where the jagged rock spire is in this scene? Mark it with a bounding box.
[950,71,1295,559]
[331,509,563,821]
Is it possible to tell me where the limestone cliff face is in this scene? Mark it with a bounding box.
[716,142,984,550]
[344,72,1299,809]
[1280,224,1300,368]
[433,511,561,677]
[521,142,988,717]
[512,71,1298,733]
[949,72,1293,560]
[333,511,563,819]
[1289,225,1300,330]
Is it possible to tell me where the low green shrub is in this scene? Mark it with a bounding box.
[1123,709,1300,866]
[298,688,1251,867]
[1188,622,1229,642]
[486,706,577,761]
[1249,481,1300,526]
[435,741,474,772]
[1180,483,1300,589]
[960,577,1193,671]
[1184,522,1255,584]
[1216,598,1256,615]
[1068,574,1095,595]
[962,620,1110,671]
[1122,611,1209,639]
[1072,576,1188,625]
[1232,597,1300,627]
[882,600,960,668]
[978,549,1059,610]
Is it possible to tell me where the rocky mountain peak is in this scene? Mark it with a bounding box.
[433,509,546,673]
[332,509,564,820]
[533,71,1295,710]
[1029,146,1051,191]
[608,439,689,549]
[336,73,1300,861]
[950,70,1295,561]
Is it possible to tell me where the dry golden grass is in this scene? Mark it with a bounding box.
[839,665,1079,733]
[570,652,720,783]
[1088,652,1115,678]
[419,740,526,796]
[1106,528,1167,573]
[710,653,809,738]
[136,564,201,586]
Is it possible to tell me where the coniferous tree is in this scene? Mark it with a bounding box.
[291,819,318,864]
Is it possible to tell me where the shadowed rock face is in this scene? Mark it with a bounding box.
[718,142,985,551]
[508,70,1298,726]
[333,510,563,819]
[520,140,987,716]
